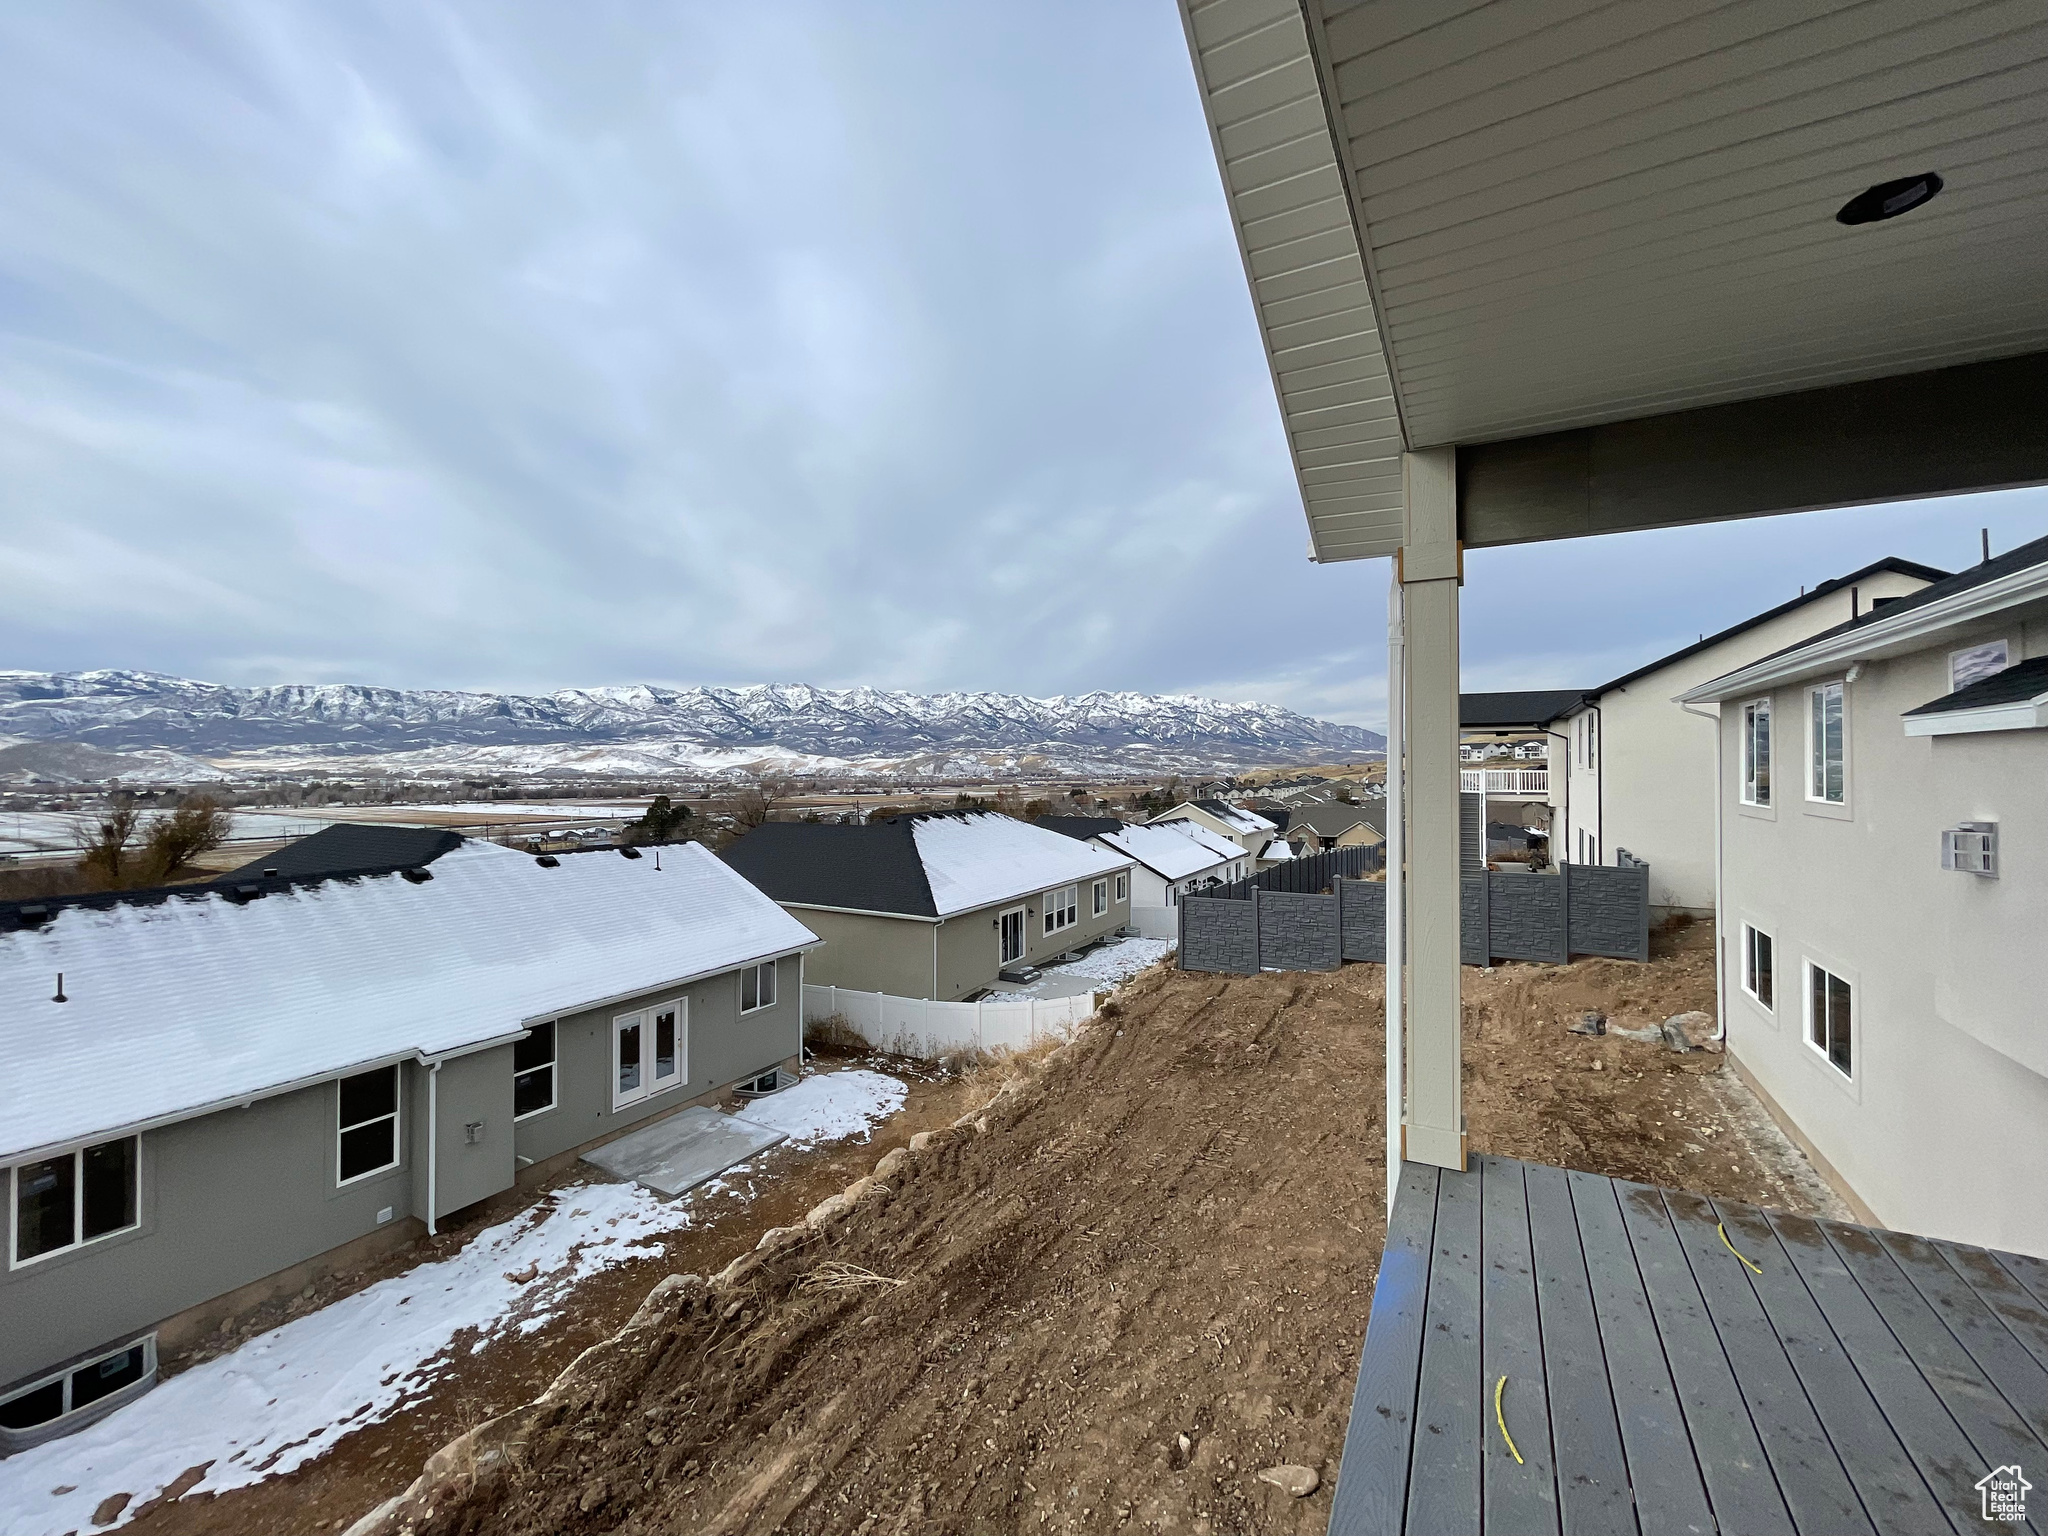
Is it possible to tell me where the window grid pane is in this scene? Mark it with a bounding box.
[1809,965,1827,1050]
[1756,932,1772,1007]
[15,1154,76,1262]
[338,1068,398,1131]
[741,966,759,1010]
[81,1138,136,1242]
[759,963,776,1008]
[513,1066,554,1119]
[339,1120,395,1182]
[1828,975,1853,1074]
[513,1022,555,1075]
[655,1010,677,1079]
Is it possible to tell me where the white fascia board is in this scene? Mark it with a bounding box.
[778,900,940,924]
[1678,565,2048,703]
[1902,697,2048,737]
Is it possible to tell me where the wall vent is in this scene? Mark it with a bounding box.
[1941,822,1997,877]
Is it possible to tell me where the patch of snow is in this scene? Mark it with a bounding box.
[1045,937,1174,986]
[0,1068,906,1536]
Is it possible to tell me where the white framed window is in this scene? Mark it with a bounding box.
[1043,884,1078,935]
[1741,925,1774,1010]
[740,960,778,1013]
[513,1022,556,1121]
[614,1000,685,1109]
[10,1136,140,1268]
[999,906,1026,965]
[1807,681,1846,804]
[1114,872,1128,903]
[1740,698,1772,806]
[1804,961,1853,1079]
[1950,638,2011,692]
[1092,879,1108,917]
[0,1335,154,1435]
[337,1067,400,1186]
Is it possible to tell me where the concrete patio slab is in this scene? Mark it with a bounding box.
[581,1105,787,1196]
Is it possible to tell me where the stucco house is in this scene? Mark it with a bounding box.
[1144,798,1277,856]
[1285,802,1386,854]
[0,838,815,1451]
[721,812,1132,1001]
[1680,532,2048,1255]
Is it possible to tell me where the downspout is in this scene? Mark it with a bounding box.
[426,1060,441,1237]
[1592,701,1604,863]
[1680,701,1725,1044]
[1384,569,1405,1213]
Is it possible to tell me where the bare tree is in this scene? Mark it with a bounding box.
[76,796,141,885]
[140,795,234,881]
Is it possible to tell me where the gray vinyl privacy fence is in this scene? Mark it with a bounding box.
[1177,861,1649,975]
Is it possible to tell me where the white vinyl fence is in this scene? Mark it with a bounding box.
[803,984,1098,1061]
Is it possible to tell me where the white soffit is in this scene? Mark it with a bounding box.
[1182,0,1405,563]
[1304,0,2048,448]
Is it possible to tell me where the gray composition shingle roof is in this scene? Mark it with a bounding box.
[224,822,466,881]
[1903,654,2048,716]
[720,818,938,918]
[1459,691,1591,729]
[1034,816,1128,844]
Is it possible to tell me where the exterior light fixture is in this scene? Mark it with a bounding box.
[1837,172,1943,225]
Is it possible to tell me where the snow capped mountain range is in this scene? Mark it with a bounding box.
[0,670,1384,783]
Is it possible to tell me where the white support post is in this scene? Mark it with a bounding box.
[1384,570,1406,1211]
[1400,448,1466,1171]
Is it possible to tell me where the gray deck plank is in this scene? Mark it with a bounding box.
[1992,1247,2048,1318]
[1525,1165,1637,1536]
[1407,1160,1484,1535]
[1328,1162,1439,1536]
[1940,1241,2048,1377]
[1613,1180,1794,1535]
[1566,1170,1715,1536]
[1818,1219,2048,1535]
[1715,1200,1966,1536]
[1479,1156,1561,1535]
[1770,1211,2040,1535]
[1879,1229,2048,1449]
[1660,1189,1872,1535]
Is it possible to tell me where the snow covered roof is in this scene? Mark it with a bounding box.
[910,813,1129,917]
[1097,820,1243,882]
[1260,837,1295,861]
[0,841,819,1163]
[1155,800,1276,836]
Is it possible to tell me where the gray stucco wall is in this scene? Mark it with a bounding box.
[424,1045,517,1219]
[512,955,801,1169]
[789,908,936,997]
[1,1064,422,1391]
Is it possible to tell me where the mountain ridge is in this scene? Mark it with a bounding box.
[0,670,1385,781]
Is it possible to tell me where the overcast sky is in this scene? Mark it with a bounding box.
[4,2,2044,731]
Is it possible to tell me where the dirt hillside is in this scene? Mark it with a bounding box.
[371,926,1837,1536]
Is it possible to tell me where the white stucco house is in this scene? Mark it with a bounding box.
[1680,532,2048,1255]
[1145,799,1277,857]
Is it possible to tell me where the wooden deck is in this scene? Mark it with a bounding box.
[1329,1156,2048,1535]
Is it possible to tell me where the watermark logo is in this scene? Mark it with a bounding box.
[1977,1464,2030,1524]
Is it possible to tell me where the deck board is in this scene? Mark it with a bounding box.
[1525,1164,1636,1536]
[1566,1170,1715,1536]
[1330,1159,2048,1536]
[1660,1189,1870,1535]
[1715,1200,1964,1536]
[1327,1162,1438,1536]
[1478,1156,1560,1535]
[1406,1158,1484,1534]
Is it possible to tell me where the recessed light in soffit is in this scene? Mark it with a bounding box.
[1837,172,1944,226]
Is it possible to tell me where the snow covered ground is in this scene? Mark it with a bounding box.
[1003,936,1175,997]
[0,1069,905,1536]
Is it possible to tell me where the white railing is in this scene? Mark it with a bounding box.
[803,984,1097,1061]
[1460,767,1549,796]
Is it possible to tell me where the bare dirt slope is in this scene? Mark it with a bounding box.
[373,924,1838,1536]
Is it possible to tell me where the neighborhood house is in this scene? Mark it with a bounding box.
[1681,532,2048,1256]
[1069,818,1246,907]
[1144,798,1277,857]
[721,812,1133,1001]
[0,837,816,1450]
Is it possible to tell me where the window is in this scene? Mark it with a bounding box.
[1114,872,1127,903]
[513,1023,556,1120]
[1807,682,1845,803]
[1740,699,1772,806]
[999,906,1026,965]
[614,1001,685,1108]
[1043,884,1078,935]
[1092,879,1108,917]
[1950,638,2011,692]
[1741,925,1774,1008]
[1806,962,1852,1078]
[11,1136,139,1267]
[337,1068,400,1186]
[740,961,778,1013]
[0,1337,153,1434]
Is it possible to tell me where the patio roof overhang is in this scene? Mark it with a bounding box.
[1181,0,2048,562]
